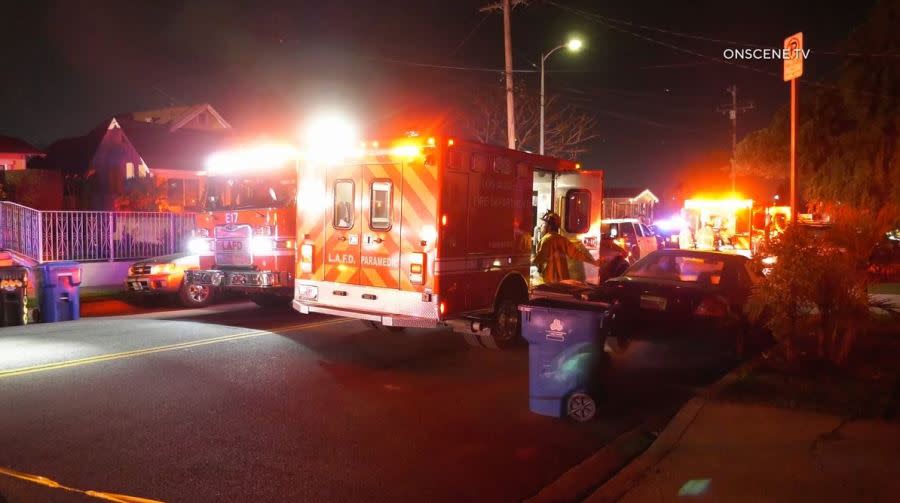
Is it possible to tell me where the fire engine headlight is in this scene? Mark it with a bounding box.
[150,264,175,275]
[254,225,274,236]
[188,238,212,254]
[251,236,275,255]
[296,284,318,301]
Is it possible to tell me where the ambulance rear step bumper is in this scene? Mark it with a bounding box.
[292,300,440,328]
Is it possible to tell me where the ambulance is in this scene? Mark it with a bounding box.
[185,143,297,307]
[292,128,603,348]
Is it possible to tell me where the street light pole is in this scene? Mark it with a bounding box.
[540,39,582,156]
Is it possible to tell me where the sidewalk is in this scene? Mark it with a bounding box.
[595,399,900,502]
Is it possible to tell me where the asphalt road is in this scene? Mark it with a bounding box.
[0,302,737,502]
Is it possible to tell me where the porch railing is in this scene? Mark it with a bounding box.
[0,202,196,262]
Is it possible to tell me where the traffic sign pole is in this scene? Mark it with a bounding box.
[790,78,797,224]
[783,32,803,224]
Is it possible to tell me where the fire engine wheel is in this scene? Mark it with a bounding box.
[179,283,214,308]
[249,294,286,309]
[566,392,597,422]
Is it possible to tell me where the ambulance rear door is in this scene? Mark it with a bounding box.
[359,163,402,289]
[324,165,362,284]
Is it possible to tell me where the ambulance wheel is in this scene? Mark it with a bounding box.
[249,294,285,309]
[179,283,214,308]
[482,285,528,350]
[566,392,597,422]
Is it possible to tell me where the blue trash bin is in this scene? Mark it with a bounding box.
[37,261,82,322]
[519,298,609,421]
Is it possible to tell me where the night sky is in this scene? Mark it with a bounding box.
[0,0,876,195]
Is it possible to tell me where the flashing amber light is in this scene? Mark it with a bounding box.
[439,302,446,315]
[447,138,455,146]
[684,198,753,211]
[441,214,447,226]
[392,145,422,158]
[371,140,379,148]
[575,163,581,169]
[427,137,435,146]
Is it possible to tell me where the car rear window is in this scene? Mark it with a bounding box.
[628,254,726,284]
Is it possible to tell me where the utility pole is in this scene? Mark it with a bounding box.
[717,85,753,192]
[481,0,527,150]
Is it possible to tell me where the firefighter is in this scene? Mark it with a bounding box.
[534,211,597,283]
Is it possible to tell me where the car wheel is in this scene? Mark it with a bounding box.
[606,336,631,354]
[178,282,214,308]
[481,296,524,350]
[566,392,597,422]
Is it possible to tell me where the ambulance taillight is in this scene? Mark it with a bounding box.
[409,252,426,284]
[300,243,314,274]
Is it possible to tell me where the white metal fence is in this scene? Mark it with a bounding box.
[0,202,196,262]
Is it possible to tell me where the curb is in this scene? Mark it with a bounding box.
[583,356,763,502]
[524,419,661,503]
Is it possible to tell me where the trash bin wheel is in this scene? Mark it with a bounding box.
[179,282,215,308]
[566,392,597,422]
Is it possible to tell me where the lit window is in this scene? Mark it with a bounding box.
[370,180,392,231]
[125,162,134,179]
[564,189,591,233]
[333,180,355,229]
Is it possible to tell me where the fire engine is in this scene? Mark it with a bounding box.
[184,144,297,307]
[292,127,603,348]
[679,197,756,257]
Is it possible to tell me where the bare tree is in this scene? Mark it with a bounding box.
[458,82,601,159]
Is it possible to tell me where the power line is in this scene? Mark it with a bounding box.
[450,13,491,57]
[548,1,900,100]
[546,1,900,59]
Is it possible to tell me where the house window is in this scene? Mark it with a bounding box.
[184,179,200,208]
[167,179,184,206]
[125,162,134,179]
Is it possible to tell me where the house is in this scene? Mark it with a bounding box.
[0,135,44,171]
[38,104,233,211]
[603,187,659,223]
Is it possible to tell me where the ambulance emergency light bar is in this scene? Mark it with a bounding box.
[205,143,299,176]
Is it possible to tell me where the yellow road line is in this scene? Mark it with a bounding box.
[0,318,350,380]
[0,465,164,502]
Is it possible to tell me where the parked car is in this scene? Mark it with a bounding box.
[601,218,659,261]
[583,249,766,355]
[125,253,216,308]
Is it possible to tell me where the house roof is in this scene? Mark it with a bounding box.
[605,187,660,202]
[129,103,231,130]
[0,135,43,156]
[115,117,233,172]
[31,123,108,174]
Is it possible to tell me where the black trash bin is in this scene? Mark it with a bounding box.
[0,266,29,326]
[519,297,610,421]
[37,261,82,322]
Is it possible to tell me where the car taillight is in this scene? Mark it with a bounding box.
[300,244,313,273]
[695,296,729,317]
[409,252,426,284]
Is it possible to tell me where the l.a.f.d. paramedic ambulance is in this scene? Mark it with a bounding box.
[293,133,602,348]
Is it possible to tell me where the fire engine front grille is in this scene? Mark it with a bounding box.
[215,224,252,266]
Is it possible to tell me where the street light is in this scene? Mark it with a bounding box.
[540,38,583,156]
